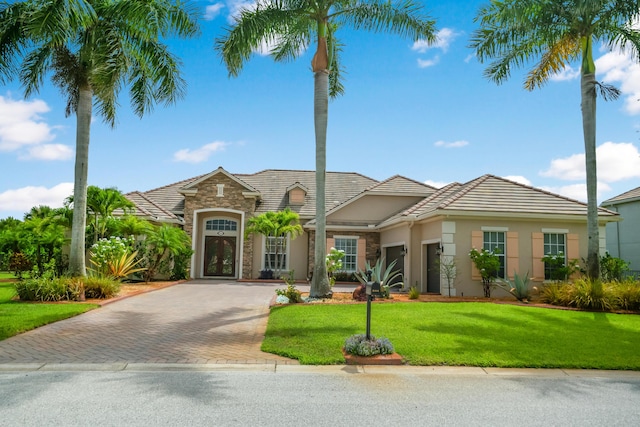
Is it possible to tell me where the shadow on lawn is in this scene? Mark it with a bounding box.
[406,304,640,369]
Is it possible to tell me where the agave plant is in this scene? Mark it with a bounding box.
[355,257,403,297]
[497,271,531,302]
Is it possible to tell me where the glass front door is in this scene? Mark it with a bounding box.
[204,236,236,277]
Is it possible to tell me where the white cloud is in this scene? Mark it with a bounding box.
[541,141,640,182]
[204,2,225,20]
[412,28,458,53]
[0,95,56,151]
[434,140,468,148]
[540,182,612,203]
[173,141,230,163]
[502,175,531,186]
[550,65,580,82]
[595,50,640,115]
[424,180,449,188]
[0,183,74,213]
[226,0,256,23]
[21,144,73,161]
[417,57,439,68]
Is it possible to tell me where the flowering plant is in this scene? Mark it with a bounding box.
[89,236,136,278]
[326,247,345,286]
[469,247,501,297]
[344,334,394,356]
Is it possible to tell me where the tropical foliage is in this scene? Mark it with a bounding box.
[216,0,437,297]
[0,0,199,276]
[245,208,303,278]
[469,248,501,297]
[471,0,640,279]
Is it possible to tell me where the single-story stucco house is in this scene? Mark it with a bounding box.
[601,186,640,275]
[125,167,619,297]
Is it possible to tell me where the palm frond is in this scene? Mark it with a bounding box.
[596,81,621,101]
[216,3,309,77]
[525,35,579,90]
[335,0,436,42]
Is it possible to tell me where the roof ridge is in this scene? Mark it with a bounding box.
[403,182,462,215]
[436,175,489,209]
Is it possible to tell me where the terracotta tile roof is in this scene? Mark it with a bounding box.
[601,185,640,206]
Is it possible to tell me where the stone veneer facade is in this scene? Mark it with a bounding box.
[183,174,259,279]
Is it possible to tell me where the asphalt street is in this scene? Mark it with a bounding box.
[1,366,639,426]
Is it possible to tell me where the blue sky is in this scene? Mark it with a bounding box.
[1,0,640,220]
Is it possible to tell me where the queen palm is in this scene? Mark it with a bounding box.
[470,0,640,279]
[0,0,199,277]
[216,0,436,297]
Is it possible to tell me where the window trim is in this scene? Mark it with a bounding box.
[334,236,359,273]
[483,230,506,279]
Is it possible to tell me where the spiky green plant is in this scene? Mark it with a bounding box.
[497,271,531,302]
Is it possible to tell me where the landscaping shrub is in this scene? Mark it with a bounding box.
[344,334,394,356]
[600,253,630,282]
[569,278,613,311]
[540,282,572,306]
[408,286,420,300]
[14,277,71,302]
[275,284,302,303]
[612,279,640,311]
[84,276,121,299]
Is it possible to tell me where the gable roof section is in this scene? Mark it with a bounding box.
[366,175,436,194]
[433,175,617,217]
[238,169,378,217]
[601,186,640,206]
[379,175,618,227]
[179,166,260,195]
[129,168,378,221]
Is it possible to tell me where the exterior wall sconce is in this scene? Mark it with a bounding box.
[435,244,444,256]
[401,245,408,257]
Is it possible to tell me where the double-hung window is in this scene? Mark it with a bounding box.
[543,233,566,280]
[264,236,287,271]
[334,237,358,272]
[483,231,506,279]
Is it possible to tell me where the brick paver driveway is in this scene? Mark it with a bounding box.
[0,281,298,365]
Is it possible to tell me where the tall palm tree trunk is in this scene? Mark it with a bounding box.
[69,85,93,277]
[311,69,331,297]
[581,71,600,279]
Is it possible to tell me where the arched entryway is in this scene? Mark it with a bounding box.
[191,209,245,280]
[203,218,238,278]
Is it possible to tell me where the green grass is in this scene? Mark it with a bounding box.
[0,281,98,341]
[263,302,640,369]
[0,271,16,279]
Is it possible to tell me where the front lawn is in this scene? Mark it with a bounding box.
[0,271,16,280]
[263,302,640,369]
[0,282,98,341]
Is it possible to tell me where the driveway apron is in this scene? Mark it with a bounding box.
[0,281,298,365]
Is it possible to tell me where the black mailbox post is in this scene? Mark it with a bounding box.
[365,281,381,340]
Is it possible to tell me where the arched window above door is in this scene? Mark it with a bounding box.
[205,219,237,231]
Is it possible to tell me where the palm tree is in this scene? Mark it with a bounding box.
[470,0,640,279]
[0,0,199,277]
[216,0,436,297]
[82,186,135,242]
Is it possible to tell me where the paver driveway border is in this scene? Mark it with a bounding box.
[0,280,300,366]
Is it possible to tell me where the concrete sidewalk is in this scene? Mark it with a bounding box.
[0,280,298,365]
